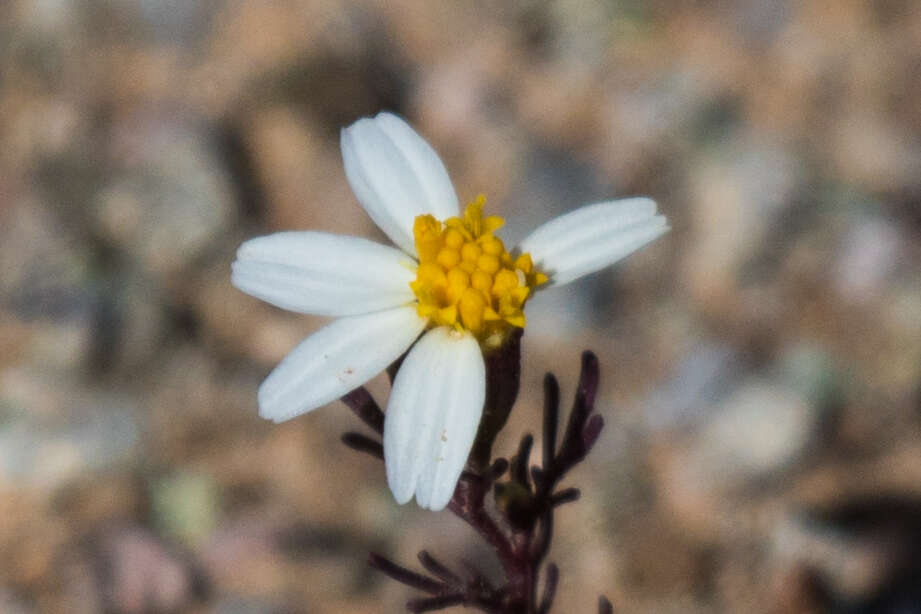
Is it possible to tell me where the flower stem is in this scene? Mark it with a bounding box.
[346,349,612,612]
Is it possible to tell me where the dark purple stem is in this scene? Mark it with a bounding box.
[341,387,384,434]
[348,349,612,613]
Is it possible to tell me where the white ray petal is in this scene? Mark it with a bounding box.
[258,306,427,423]
[341,113,459,256]
[518,198,668,286]
[232,232,417,316]
[374,113,459,221]
[384,327,485,510]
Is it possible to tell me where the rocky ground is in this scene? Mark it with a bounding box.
[2,1,920,612]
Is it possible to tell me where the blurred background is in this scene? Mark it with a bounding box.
[2,0,921,612]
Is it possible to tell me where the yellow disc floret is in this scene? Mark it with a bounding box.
[410,195,549,348]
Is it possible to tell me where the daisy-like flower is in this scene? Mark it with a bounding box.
[232,112,667,511]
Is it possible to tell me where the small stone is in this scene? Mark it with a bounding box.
[93,526,205,614]
[649,376,821,542]
[693,379,816,485]
[242,106,345,231]
[833,214,904,304]
[0,370,139,490]
[0,201,92,324]
[94,114,236,277]
[831,110,921,194]
[683,131,798,301]
[644,341,745,432]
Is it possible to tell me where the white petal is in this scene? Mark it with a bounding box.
[232,231,417,316]
[258,306,427,423]
[341,113,459,256]
[373,113,459,220]
[518,198,668,286]
[384,327,485,510]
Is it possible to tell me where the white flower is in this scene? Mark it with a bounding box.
[232,112,668,511]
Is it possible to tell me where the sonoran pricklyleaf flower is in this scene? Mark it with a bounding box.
[232,112,668,511]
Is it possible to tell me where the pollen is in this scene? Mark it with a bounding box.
[410,195,549,348]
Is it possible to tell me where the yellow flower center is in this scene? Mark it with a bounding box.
[410,195,548,349]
